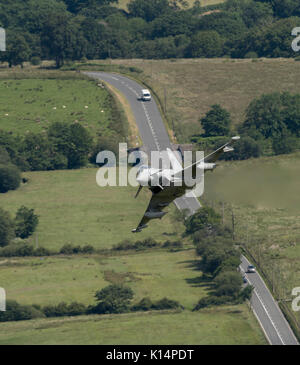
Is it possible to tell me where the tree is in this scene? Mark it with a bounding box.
[200,104,231,137]
[90,136,120,165]
[21,132,67,171]
[0,208,15,247]
[184,206,221,235]
[0,130,28,171]
[0,164,21,193]
[197,11,247,43]
[241,92,300,145]
[201,245,228,276]
[63,0,118,14]
[94,284,134,314]
[188,31,224,58]
[220,136,261,160]
[1,31,31,68]
[128,0,170,22]
[15,206,39,239]
[0,147,11,165]
[214,271,243,297]
[41,13,87,68]
[272,129,298,155]
[48,122,92,169]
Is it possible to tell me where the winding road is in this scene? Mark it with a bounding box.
[85,71,201,216]
[85,71,299,346]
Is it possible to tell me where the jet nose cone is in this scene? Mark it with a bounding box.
[136,171,149,186]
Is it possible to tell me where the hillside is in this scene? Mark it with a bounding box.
[108,58,300,142]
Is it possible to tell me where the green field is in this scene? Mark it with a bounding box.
[203,152,300,324]
[0,307,266,345]
[0,168,185,251]
[0,78,116,137]
[0,249,204,308]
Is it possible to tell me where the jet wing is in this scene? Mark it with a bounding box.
[132,185,185,233]
[204,136,240,163]
[173,136,240,181]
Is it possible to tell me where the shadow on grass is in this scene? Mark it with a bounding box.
[178,259,214,290]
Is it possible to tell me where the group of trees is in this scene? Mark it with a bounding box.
[184,207,253,309]
[193,90,300,160]
[0,206,38,247]
[0,0,300,67]
[0,284,182,322]
[0,122,96,173]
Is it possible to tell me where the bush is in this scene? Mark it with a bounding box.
[213,270,243,297]
[162,240,183,249]
[0,164,21,193]
[238,285,254,302]
[131,297,154,312]
[0,146,11,165]
[15,206,39,239]
[193,295,232,310]
[43,302,86,317]
[94,284,134,314]
[244,51,258,59]
[59,244,95,255]
[152,297,183,310]
[60,244,76,255]
[33,246,51,256]
[0,242,52,257]
[113,238,160,251]
[185,206,221,235]
[30,56,41,65]
[0,300,45,322]
[131,297,183,312]
[81,244,95,254]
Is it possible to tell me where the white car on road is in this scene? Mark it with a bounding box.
[141,89,151,101]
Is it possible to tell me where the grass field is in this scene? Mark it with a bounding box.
[0,306,266,345]
[0,168,185,251]
[0,249,204,309]
[108,58,300,141]
[203,152,300,323]
[0,78,117,137]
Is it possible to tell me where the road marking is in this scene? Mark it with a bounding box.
[241,256,299,345]
[141,102,160,151]
[240,266,285,345]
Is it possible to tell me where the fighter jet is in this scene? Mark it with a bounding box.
[132,136,240,232]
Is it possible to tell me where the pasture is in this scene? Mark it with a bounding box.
[0,78,117,137]
[0,307,266,345]
[0,168,185,251]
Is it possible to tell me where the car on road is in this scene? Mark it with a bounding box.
[247,265,256,273]
[243,275,248,284]
[141,89,151,101]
